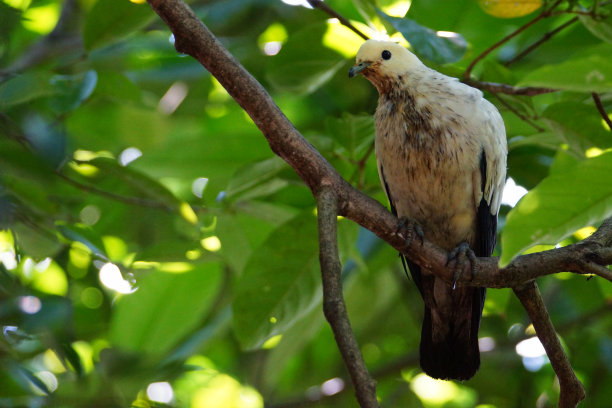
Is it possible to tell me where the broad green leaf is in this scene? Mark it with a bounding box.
[93,71,143,105]
[48,71,98,114]
[267,22,346,95]
[379,11,467,64]
[22,114,67,166]
[0,71,96,113]
[225,157,288,201]
[579,4,612,43]
[500,152,612,266]
[0,72,56,108]
[541,102,612,155]
[232,212,320,350]
[110,263,222,354]
[352,0,378,26]
[11,222,63,259]
[83,0,154,50]
[508,132,563,151]
[518,46,612,92]
[87,157,182,210]
[57,225,106,258]
[325,113,374,160]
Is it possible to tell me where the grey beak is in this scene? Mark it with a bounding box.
[349,61,371,78]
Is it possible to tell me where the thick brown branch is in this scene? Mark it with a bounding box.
[513,282,585,407]
[317,187,379,408]
[146,3,612,405]
[146,0,612,296]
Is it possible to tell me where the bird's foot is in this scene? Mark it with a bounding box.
[397,217,424,251]
[446,242,476,290]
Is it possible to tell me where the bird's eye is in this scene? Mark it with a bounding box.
[381,50,392,60]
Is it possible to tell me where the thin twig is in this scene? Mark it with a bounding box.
[56,171,172,210]
[307,0,369,40]
[317,186,379,408]
[592,92,612,131]
[463,79,556,96]
[513,282,585,407]
[505,17,579,66]
[463,0,565,80]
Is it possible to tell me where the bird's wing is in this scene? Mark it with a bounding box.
[473,98,507,257]
[479,98,508,217]
[378,161,415,284]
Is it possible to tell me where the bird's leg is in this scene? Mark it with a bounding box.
[447,242,477,290]
[397,216,424,251]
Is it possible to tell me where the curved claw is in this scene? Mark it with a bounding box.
[447,242,477,290]
[397,217,424,250]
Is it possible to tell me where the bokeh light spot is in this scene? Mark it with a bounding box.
[201,236,221,252]
[147,382,174,404]
[81,287,103,309]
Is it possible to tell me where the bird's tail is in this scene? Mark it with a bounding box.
[419,285,485,381]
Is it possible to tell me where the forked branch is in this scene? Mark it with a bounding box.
[146,1,610,406]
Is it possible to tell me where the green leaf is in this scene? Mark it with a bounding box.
[57,225,106,258]
[232,212,320,350]
[94,71,143,105]
[83,0,154,51]
[379,11,467,64]
[267,22,346,95]
[225,157,288,201]
[48,70,98,114]
[508,132,563,151]
[579,4,612,43]
[541,101,612,155]
[517,45,612,92]
[110,263,222,354]
[500,152,612,266]
[325,113,374,160]
[88,157,182,210]
[0,72,56,108]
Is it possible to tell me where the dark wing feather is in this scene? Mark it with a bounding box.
[380,164,417,285]
[476,149,498,258]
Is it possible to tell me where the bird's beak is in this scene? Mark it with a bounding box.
[349,61,371,78]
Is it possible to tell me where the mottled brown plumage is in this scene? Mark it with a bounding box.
[350,40,507,380]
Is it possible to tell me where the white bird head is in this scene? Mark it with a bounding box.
[349,40,425,93]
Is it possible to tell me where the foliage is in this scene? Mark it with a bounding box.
[0,0,611,407]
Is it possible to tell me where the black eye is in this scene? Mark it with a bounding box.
[381,50,391,60]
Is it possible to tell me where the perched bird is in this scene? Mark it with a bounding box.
[349,40,507,380]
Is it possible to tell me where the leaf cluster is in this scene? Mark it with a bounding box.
[0,0,611,407]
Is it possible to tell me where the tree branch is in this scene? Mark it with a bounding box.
[463,0,564,81]
[306,0,369,40]
[146,1,612,405]
[504,17,579,67]
[513,281,586,407]
[592,92,612,131]
[317,186,379,408]
[462,79,556,96]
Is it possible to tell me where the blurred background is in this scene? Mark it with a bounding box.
[1,0,611,406]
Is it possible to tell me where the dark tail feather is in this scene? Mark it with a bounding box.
[405,258,485,380]
[419,286,485,381]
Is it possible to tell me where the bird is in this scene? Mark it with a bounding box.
[349,40,507,381]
